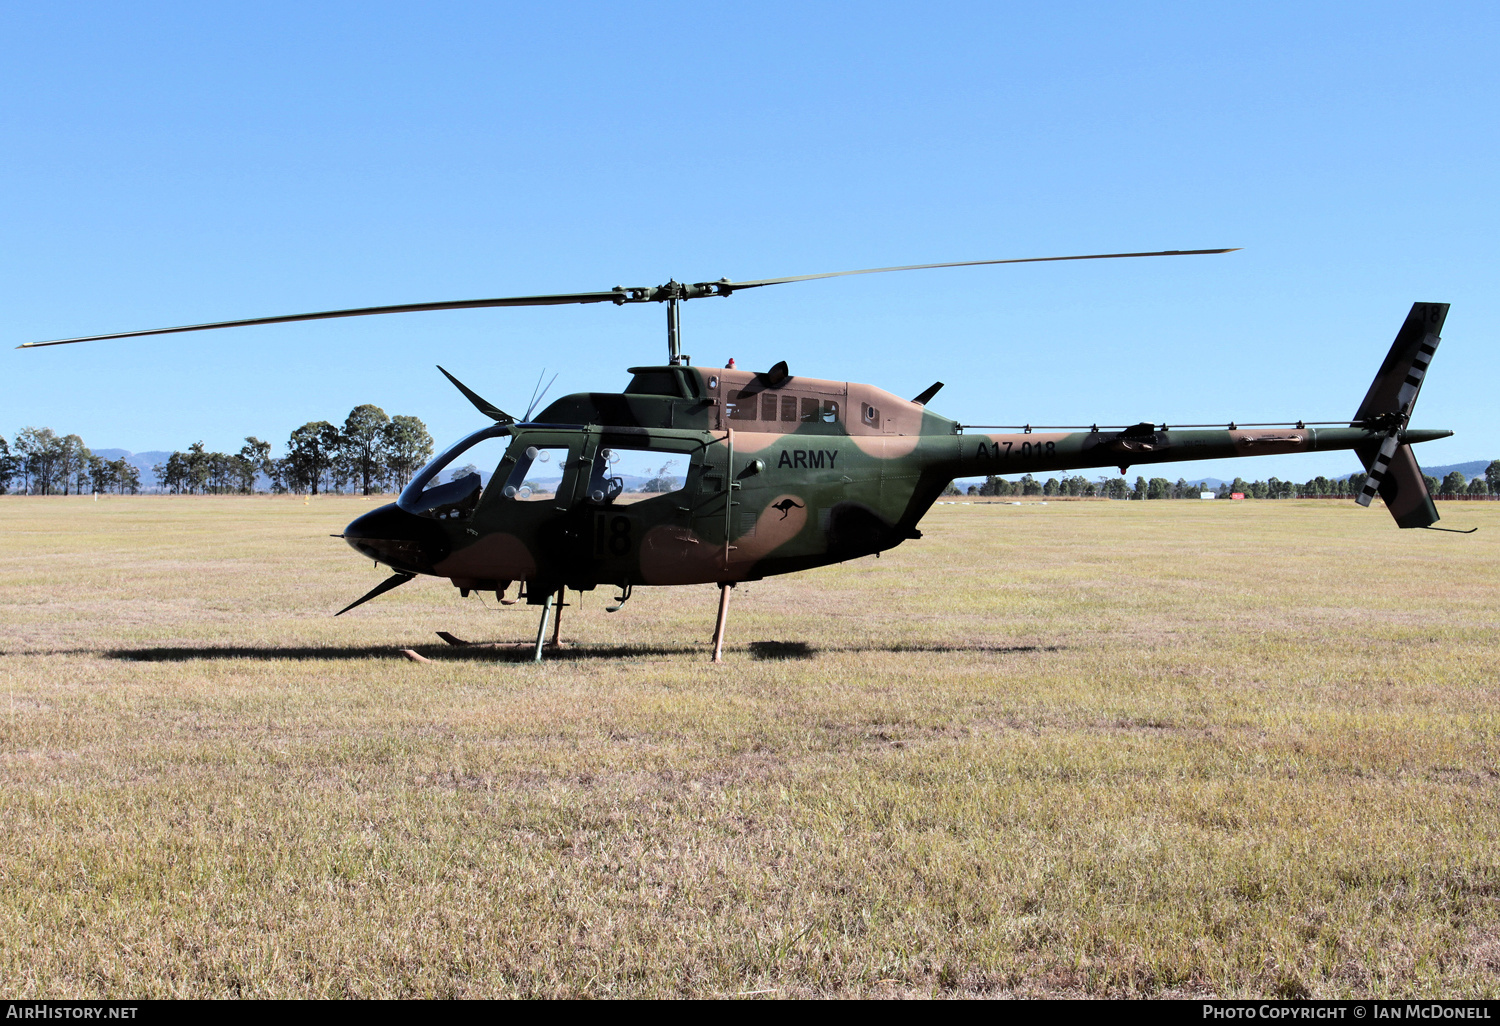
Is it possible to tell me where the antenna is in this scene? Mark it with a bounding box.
[525,370,559,421]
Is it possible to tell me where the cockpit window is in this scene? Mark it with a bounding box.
[397,424,512,518]
[500,445,568,501]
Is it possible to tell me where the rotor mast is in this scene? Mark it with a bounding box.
[667,297,684,365]
[649,279,720,366]
[666,287,683,366]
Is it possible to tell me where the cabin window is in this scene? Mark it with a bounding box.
[727,389,756,421]
[501,444,568,501]
[587,446,686,502]
[725,389,840,427]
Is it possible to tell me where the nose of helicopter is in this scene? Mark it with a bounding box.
[343,503,451,575]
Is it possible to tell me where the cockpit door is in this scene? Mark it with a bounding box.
[577,433,716,582]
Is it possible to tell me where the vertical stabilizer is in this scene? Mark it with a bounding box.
[1352,303,1447,529]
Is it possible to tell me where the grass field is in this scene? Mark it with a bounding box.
[1,494,1497,998]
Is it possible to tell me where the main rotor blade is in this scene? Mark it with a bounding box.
[714,248,1239,291]
[17,247,1237,349]
[18,289,629,348]
[437,365,515,423]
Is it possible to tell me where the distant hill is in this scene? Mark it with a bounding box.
[957,474,1230,489]
[1420,460,1493,480]
[92,449,174,490]
[92,449,269,491]
[958,461,1498,489]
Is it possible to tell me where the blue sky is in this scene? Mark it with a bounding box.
[4,1,1495,483]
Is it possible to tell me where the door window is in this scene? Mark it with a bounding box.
[587,446,687,503]
[500,445,568,501]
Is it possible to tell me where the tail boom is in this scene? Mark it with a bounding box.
[945,425,1449,481]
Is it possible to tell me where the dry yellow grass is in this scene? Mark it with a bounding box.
[1,494,1497,998]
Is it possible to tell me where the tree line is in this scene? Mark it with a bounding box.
[0,404,434,497]
[152,406,435,496]
[0,428,142,495]
[948,463,1500,500]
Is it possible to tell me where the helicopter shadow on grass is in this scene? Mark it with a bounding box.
[746,641,1063,661]
[98,641,1064,664]
[104,644,696,664]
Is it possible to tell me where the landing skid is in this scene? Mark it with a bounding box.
[425,584,739,663]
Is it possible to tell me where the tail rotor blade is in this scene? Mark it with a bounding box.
[1355,431,1401,508]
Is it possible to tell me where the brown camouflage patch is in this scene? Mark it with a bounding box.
[433,532,536,581]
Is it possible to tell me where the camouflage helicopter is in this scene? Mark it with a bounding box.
[20,249,1457,661]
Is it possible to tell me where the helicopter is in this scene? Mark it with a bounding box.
[19,249,1457,662]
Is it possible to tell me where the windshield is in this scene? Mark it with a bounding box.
[397,424,512,515]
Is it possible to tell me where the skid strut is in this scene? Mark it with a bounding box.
[531,588,568,662]
[550,588,565,648]
[711,582,734,663]
[532,590,554,663]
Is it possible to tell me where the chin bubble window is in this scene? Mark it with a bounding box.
[501,444,568,501]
